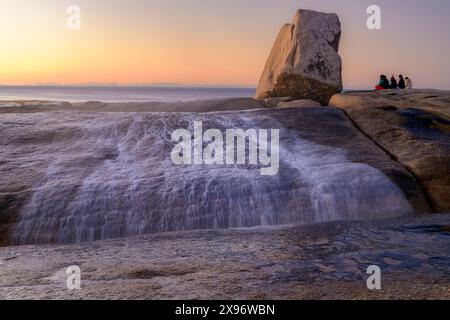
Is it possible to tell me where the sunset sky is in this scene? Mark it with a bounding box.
[1,0,449,89]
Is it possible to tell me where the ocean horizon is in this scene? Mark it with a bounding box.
[0,85,258,103]
[0,85,371,104]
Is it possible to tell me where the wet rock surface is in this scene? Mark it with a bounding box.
[0,107,429,245]
[0,214,449,300]
[0,98,265,114]
[0,94,448,299]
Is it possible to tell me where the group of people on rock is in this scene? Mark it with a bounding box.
[375,74,413,91]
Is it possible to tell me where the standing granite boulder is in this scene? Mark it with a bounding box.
[255,9,343,105]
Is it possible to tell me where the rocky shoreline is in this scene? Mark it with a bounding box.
[1,92,443,244]
[1,214,449,300]
[0,89,449,299]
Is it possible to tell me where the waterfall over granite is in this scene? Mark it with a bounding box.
[0,108,418,245]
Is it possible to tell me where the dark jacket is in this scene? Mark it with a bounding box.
[398,77,406,89]
[379,77,389,89]
[389,78,398,89]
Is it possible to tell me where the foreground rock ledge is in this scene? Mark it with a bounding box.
[0,215,449,300]
[255,9,343,105]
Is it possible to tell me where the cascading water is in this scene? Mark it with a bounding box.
[5,108,413,244]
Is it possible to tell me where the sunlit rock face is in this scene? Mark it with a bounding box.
[0,107,428,245]
[255,9,343,105]
[330,89,450,212]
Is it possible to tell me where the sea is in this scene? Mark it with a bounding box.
[0,85,256,103]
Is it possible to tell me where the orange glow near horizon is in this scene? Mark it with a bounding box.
[1,0,450,89]
[0,1,267,86]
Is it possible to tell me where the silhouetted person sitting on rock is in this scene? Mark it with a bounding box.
[398,75,406,89]
[375,75,389,90]
[389,75,398,89]
[405,77,413,90]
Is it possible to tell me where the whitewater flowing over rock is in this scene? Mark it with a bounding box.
[0,107,427,245]
[255,9,343,105]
